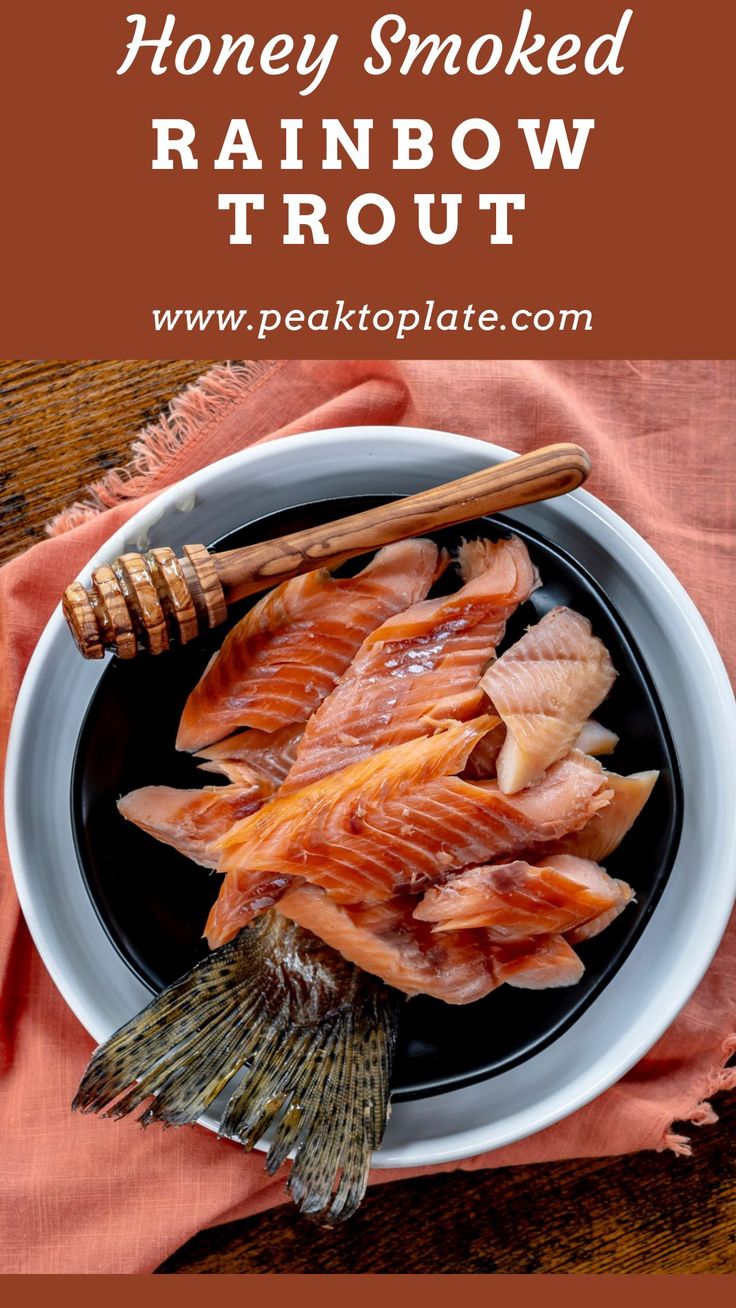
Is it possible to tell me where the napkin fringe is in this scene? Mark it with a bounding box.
[45,361,272,536]
[661,1030,736,1156]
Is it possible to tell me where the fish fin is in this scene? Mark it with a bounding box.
[73,912,400,1223]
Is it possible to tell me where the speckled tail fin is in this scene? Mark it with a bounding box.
[73,912,401,1223]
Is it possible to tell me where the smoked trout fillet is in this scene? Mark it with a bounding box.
[194,722,304,787]
[204,535,539,925]
[284,534,539,790]
[413,854,633,938]
[278,884,586,1003]
[208,719,613,945]
[118,783,268,868]
[118,725,303,865]
[125,536,536,913]
[176,539,441,751]
[544,769,659,863]
[481,606,617,794]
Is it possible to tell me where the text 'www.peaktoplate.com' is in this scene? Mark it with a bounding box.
[151,301,594,342]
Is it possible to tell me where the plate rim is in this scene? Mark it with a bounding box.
[6,425,736,1167]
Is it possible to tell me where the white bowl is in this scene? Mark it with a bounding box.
[6,427,736,1167]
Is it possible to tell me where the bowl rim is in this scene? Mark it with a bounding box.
[6,424,736,1168]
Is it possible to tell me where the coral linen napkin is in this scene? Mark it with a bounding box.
[1,359,735,1274]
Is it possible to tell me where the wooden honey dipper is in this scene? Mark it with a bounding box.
[62,442,590,659]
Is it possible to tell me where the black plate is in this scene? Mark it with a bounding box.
[72,496,683,1101]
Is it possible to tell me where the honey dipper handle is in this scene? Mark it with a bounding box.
[214,442,591,602]
[62,442,589,658]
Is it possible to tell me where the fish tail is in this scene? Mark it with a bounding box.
[73,913,401,1222]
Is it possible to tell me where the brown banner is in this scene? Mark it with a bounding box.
[1,1,733,357]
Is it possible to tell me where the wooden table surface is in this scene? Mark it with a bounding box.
[2,359,734,1274]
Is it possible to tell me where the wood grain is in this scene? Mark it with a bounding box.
[0,360,221,564]
[61,442,590,658]
[215,442,590,597]
[159,1094,736,1275]
[2,359,734,1275]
